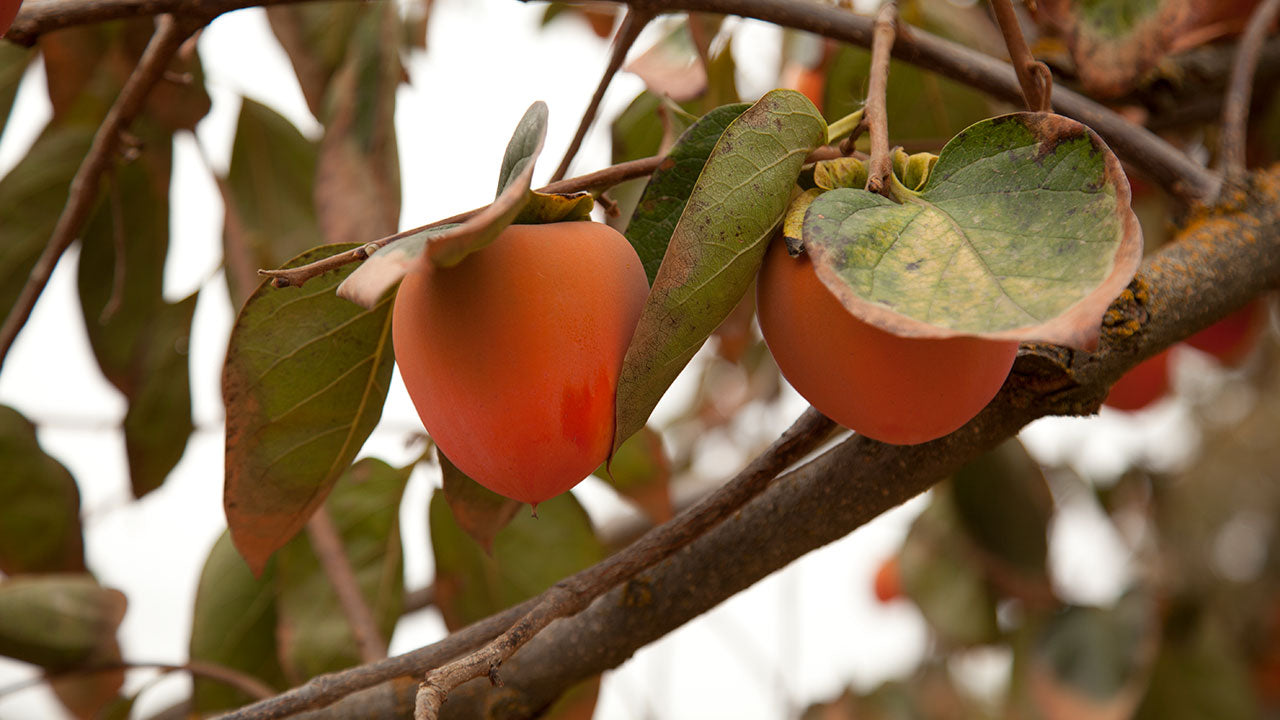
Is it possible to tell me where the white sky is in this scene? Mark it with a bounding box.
[0,1,1181,717]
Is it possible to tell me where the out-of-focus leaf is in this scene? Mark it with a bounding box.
[337,102,547,306]
[77,130,195,497]
[189,532,286,714]
[440,450,520,554]
[613,89,826,450]
[803,112,1143,351]
[624,102,749,283]
[541,2,618,38]
[625,19,707,102]
[430,489,604,631]
[899,496,999,647]
[950,438,1053,594]
[596,426,671,524]
[50,634,124,720]
[275,458,409,681]
[221,98,322,307]
[0,576,125,670]
[223,244,395,576]
[542,675,601,720]
[1132,608,1257,719]
[1030,596,1155,720]
[313,2,401,247]
[0,405,85,574]
[0,44,33,139]
[824,43,992,139]
[266,1,366,118]
[0,123,94,323]
[611,91,666,164]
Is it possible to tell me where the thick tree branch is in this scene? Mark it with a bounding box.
[1219,0,1280,178]
[550,7,652,182]
[333,165,1280,720]
[0,13,206,372]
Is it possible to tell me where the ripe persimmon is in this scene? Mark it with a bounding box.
[873,555,903,603]
[1103,349,1170,411]
[1184,298,1266,367]
[756,238,1019,445]
[393,222,648,505]
[0,0,22,36]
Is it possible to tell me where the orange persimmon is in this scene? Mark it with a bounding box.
[393,222,648,505]
[1103,349,1171,411]
[756,238,1019,445]
[0,0,22,36]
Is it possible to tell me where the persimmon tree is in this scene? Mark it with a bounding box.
[1,0,1280,718]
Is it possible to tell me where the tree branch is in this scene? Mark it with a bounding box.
[1219,0,1280,179]
[0,13,206,372]
[321,165,1280,720]
[0,660,276,703]
[550,6,653,182]
[255,155,664,289]
[305,508,387,664]
[862,2,896,196]
[990,0,1051,112]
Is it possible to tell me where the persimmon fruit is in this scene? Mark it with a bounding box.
[873,555,903,603]
[0,0,22,36]
[392,221,648,505]
[1184,298,1266,366]
[1103,349,1170,411]
[756,238,1019,445]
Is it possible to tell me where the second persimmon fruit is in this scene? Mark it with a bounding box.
[393,222,648,505]
[756,238,1018,445]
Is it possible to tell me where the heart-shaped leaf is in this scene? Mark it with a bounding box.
[613,89,827,450]
[803,112,1142,351]
[224,244,396,576]
[625,102,750,283]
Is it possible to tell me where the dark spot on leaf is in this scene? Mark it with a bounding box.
[906,260,922,271]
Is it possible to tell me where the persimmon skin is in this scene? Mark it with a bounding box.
[0,0,22,36]
[1103,349,1171,412]
[393,222,648,505]
[756,238,1019,445]
[1185,298,1265,367]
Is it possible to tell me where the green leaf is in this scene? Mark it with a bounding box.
[77,134,196,497]
[440,450,521,555]
[275,457,408,681]
[424,101,547,268]
[613,89,826,449]
[611,91,666,164]
[0,44,33,140]
[950,438,1053,588]
[0,405,86,575]
[624,102,750,284]
[0,123,95,323]
[0,576,126,670]
[223,244,396,576]
[1033,596,1154,713]
[221,99,322,307]
[313,2,402,246]
[812,157,867,191]
[1132,610,1256,720]
[429,489,604,631]
[595,426,672,524]
[189,532,286,714]
[898,496,999,647]
[802,112,1142,350]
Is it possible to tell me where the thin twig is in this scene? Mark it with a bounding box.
[990,0,1051,112]
[863,2,896,197]
[0,660,276,702]
[1219,0,1280,179]
[402,584,436,614]
[0,13,206,372]
[550,7,653,182]
[413,407,836,719]
[257,155,664,289]
[306,507,387,663]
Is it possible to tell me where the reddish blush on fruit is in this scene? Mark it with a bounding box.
[756,238,1019,445]
[0,0,23,36]
[393,222,649,505]
[1103,349,1171,411]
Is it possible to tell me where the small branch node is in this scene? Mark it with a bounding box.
[488,667,504,688]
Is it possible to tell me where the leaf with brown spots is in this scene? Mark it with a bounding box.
[223,244,395,576]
